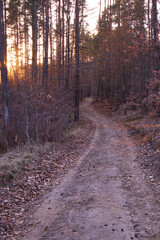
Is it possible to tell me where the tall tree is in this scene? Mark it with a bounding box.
[152,0,159,70]
[43,0,49,87]
[56,0,62,88]
[31,0,38,81]
[74,0,80,121]
[61,0,65,86]
[0,0,8,130]
[66,0,71,90]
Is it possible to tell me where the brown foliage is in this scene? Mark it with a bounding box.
[0,79,73,150]
[141,71,160,116]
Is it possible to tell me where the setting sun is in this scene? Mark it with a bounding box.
[0,0,160,238]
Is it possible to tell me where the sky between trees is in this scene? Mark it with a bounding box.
[86,0,101,32]
[86,0,160,32]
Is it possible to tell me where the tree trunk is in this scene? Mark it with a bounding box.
[49,1,53,83]
[152,0,159,70]
[32,1,38,82]
[57,0,61,88]
[0,0,8,130]
[61,0,65,87]
[66,0,70,90]
[74,0,80,122]
[24,9,29,72]
[43,0,49,88]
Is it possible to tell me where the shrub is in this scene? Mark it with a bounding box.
[0,78,73,150]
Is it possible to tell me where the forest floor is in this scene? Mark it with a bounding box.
[0,105,95,240]
[1,98,160,240]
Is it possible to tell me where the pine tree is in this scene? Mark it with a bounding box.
[0,0,8,131]
[75,0,80,121]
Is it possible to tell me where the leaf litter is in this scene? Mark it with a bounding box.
[0,116,95,240]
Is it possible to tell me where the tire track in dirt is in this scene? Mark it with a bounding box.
[22,99,160,240]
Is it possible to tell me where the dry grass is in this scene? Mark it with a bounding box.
[0,141,54,185]
[0,118,88,185]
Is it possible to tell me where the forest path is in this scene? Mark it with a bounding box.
[23,99,160,240]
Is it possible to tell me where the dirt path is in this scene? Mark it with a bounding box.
[22,99,160,240]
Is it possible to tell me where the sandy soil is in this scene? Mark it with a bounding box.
[22,99,160,240]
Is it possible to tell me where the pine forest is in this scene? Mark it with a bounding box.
[1,1,160,239]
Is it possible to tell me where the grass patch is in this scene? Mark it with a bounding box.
[67,118,86,138]
[0,144,48,185]
[0,116,88,186]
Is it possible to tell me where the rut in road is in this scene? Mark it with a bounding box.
[23,99,160,240]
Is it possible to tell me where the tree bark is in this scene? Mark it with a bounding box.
[66,0,70,90]
[31,0,38,81]
[57,0,62,88]
[152,0,159,70]
[74,0,80,122]
[0,0,8,130]
[61,0,65,87]
[43,0,49,88]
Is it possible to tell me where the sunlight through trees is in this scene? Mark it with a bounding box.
[0,0,160,149]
